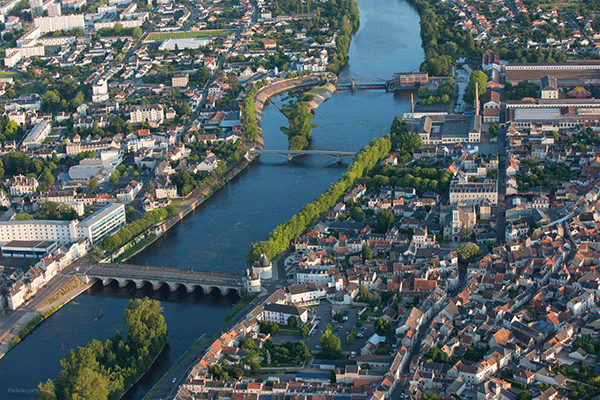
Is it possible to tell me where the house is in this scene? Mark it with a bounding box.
[9,175,38,197]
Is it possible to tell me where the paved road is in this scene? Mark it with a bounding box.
[0,264,79,355]
[151,288,268,400]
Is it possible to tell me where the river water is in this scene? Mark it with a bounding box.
[0,0,424,398]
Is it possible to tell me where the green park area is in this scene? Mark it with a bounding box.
[147,29,234,41]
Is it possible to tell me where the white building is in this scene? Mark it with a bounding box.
[22,120,51,148]
[92,80,109,103]
[262,303,308,324]
[129,104,164,125]
[0,203,126,245]
[9,174,39,196]
[33,14,84,33]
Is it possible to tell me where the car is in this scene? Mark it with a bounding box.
[350,351,356,358]
[315,344,321,349]
[172,378,177,383]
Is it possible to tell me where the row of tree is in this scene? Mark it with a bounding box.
[246,135,391,264]
[321,0,359,74]
[241,80,269,141]
[36,298,168,400]
[101,205,176,252]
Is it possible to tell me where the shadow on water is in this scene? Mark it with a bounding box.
[85,281,239,400]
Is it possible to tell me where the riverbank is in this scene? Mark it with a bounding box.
[114,76,336,263]
[252,73,333,149]
[113,153,257,264]
[0,278,92,358]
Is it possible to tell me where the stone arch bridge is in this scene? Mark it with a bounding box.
[77,262,245,297]
[249,149,356,162]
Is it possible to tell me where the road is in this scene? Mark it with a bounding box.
[496,123,508,244]
[150,287,268,400]
[0,263,79,355]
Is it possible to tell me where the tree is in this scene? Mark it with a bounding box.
[489,123,498,136]
[40,167,55,187]
[126,206,136,223]
[88,178,100,190]
[333,311,343,322]
[241,338,258,351]
[287,315,298,328]
[350,206,364,222]
[459,227,474,242]
[319,330,342,359]
[58,204,78,220]
[374,317,391,335]
[516,392,532,400]
[109,171,120,184]
[376,209,395,233]
[361,245,373,261]
[14,211,34,220]
[456,242,482,263]
[36,380,57,400]
[465,70,488,103]
[132,27,142,40]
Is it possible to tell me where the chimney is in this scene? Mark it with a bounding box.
[475,81,480,116]
[411,93,415,114]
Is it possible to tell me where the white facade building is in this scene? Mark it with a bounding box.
[0,203,125,245]
[262,303,308,324]
[34,14,84,33]
[22,120,51,148]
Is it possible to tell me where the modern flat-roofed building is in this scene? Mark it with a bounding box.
[22,120,51,148]
[0,203,125,245]
[77,203,126,244]
[33,14,84,33]
[1,240,58,258]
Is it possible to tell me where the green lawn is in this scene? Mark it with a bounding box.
[146,29,234,41]
[0,71,19,79]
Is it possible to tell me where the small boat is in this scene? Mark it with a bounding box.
[95,312,105,321]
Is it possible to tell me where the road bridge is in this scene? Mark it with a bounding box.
[249,149,356,162]
[336,76,389,90]
[77,263,245,297]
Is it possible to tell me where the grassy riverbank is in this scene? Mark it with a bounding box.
[41,276,82,307]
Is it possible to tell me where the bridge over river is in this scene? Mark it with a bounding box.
[249,149,356,162]
[76,262,245,296]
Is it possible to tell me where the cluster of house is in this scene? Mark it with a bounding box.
[0,239,88,309]
[448,0,600,54]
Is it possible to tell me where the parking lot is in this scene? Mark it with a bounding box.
[302,302,375,358]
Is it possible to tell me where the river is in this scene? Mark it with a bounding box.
[0,0,424,398]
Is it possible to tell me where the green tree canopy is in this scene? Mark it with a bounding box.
[374,317,391,335]
[465,70,488,103]
[457,242,482,263]
[319,330,342,359]
[376,209,396,233]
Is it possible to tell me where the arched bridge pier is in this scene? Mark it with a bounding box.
[78,263,245,297]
